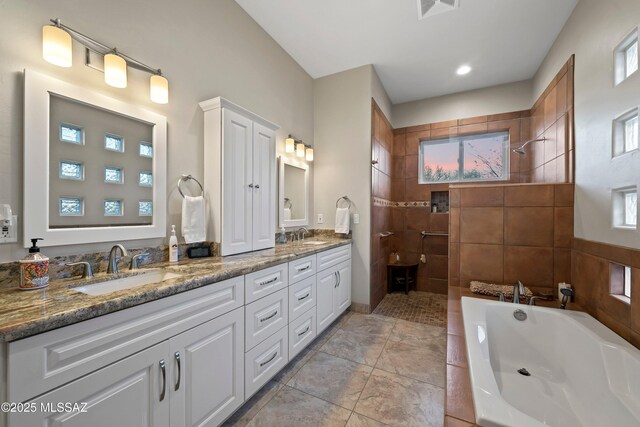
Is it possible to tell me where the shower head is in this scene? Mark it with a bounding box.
[512,138,546,156]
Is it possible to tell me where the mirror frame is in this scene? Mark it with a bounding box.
[23,69,167,247]
[278,156,309,228]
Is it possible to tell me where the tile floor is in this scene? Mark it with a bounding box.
[372,291,447,327]
[224,309,447,427]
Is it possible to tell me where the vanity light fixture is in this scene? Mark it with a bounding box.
[296,142,305,158]
[285,135,295,153]
[305,146,314,161]
[456,65,472,75]
[41,18,169,104]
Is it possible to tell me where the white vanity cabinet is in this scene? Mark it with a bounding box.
[316,246,352,335]
[200,97,279,256]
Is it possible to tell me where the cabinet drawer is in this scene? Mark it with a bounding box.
[316,244,352,272]
[288,276,316,321]
[245,263,288,304]
[8,276,244,403]
[245,326,288,399]
[288,255,316,284]
[289,308,316,360]
[245,288,288,350]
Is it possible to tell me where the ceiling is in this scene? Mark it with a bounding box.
[233,0,578,104]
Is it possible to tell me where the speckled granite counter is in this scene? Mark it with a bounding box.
[0,239,350,342]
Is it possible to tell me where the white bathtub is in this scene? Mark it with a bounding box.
[461,296,640,427]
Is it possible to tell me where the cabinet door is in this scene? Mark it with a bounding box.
[10,342,170,427]
[251,122,276,251]
[169,307,244,427]
[222,108,253,255]
[316,267,338,335]
[335,260,352,315]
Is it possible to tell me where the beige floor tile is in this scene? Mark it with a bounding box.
[354,369,444,427]
[223,380,283,426]
[272,345,316,384]
[340,313,396,337]
[389,319,447,347]
[375,340,446,387]
[247,385,351,427]
[346,412,391,427]
[320,329,389,366]
[287,351,373,410]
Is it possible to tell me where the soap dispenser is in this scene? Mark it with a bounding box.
[169,225,179,263]
[19,238,49,290]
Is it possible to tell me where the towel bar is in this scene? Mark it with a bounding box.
[336,196,352,209]
[178,174,204,198]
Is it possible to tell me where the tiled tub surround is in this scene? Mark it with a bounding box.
[449,183,575,296]
[0,238,350,342]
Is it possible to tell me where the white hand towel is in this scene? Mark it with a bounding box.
[335,207,350,234]
[284,208,292,221]
[182,195,206,243]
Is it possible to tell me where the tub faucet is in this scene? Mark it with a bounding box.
[560,287,575,309]
[107,244,128,275]
[513,281,526,304]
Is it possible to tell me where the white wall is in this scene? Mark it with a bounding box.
[0,0,313,263]
[392,80,533,128]
[313,65,378,306]
[533,0,640,249]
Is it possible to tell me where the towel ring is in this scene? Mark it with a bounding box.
[284,198,292,209]
[336,196,352,209]
[178,174,204,198]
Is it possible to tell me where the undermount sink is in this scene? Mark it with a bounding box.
[302,241,327,245]
[71,269,183,296]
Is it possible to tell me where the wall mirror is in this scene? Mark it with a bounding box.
[278,156,309,227]
[24,69,167,247]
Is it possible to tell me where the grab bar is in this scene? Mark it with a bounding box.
[379,231,394,238]
[420,231,448,238]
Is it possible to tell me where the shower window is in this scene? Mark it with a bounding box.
[615,29,638,85]
[419,131,509,183]
[612,187,637,229]
[613,109,638,157]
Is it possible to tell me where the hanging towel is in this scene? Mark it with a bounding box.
[182,195,206,243]
[284,208,292,221]
[335,207,350,234]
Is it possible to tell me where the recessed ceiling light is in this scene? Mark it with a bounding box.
[456,65,472,76]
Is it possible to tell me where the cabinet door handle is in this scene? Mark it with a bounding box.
[260,310,278,323]
[334,272,339,288]
[174,352,181,391]
[255,184,260,189]
[259,276,278,286]
[337,271,341,287]
[297,264,310,272]
[259,351,278,367]
[297,326,310,337]
[297,292,310,302]
[248,184,254,188]
[159,359,166,402]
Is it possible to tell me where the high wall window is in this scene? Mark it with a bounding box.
[610,262,632,302]
[613,187,637,229]
[613,109,638,156]
[418,132,509,183]
[615,29,638,85]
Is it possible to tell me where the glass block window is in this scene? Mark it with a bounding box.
[625,115,638,152]
[419,132,509,183]
[104,167,124,184]
[138,200,153,216]
[613,187,637,229]
[59,161,84,180]
[104,199,123,216]
[59,123,84,145]
[59,197,84,216]
[613,109,638,157]
[104,134,125,153]
[139,171,153,187]
[139,142,153,158]
[625,266,632,298]
[615,30,639,85]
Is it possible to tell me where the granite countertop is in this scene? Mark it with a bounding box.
[0,238,351,342]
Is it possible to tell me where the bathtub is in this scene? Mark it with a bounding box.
[461,296,640,427]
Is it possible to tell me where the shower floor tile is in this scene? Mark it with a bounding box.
[372,291,447,327]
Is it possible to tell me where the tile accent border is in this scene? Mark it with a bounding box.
[372,197,430,208]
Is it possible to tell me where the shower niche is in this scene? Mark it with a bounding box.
[430,191,449,213]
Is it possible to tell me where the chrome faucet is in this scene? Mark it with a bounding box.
[512,280,525,304]
[66,261,94,278]
[107,244,128,274]
[297,227,310,241]
[560,287,575,309]
[129,253,149,270]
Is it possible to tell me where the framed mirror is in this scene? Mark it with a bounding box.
[23,69,167,247]
[278,156,309,228]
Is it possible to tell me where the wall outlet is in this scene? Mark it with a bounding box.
[0,216,18,244]
[317,213,324,224]
[353,214,360,224]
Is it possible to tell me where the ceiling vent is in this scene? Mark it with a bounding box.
[418,0,459,19]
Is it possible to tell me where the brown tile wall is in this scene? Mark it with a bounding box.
[449,183,574,295]
[527,56,575,183]
[371,100,394,310]
[572,238,640,349]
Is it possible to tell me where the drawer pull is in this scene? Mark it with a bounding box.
[260,310,278,323]
[259,351,278,367]
[159,359,166,402]
[334,272,339,288]
[297,326,310,337]
[174,352,181,391]
[259,276,279,286]
[296,264,310,272]
[297,293,310,302]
